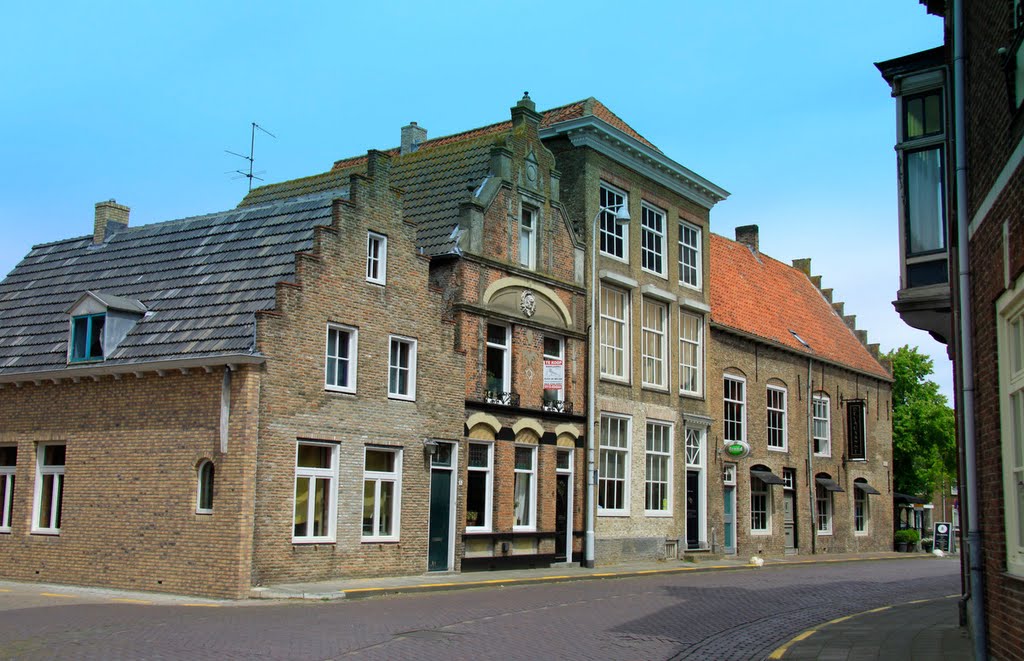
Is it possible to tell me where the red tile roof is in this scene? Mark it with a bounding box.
[710,234,891,380]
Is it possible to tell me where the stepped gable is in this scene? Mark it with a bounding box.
[710,233,891,380]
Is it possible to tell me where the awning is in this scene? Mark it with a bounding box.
[854,481,881,495]
[893,492,929,505]
[816,477,845,492]
[751,469,786,486]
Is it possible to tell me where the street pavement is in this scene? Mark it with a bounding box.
[0,555,962,660]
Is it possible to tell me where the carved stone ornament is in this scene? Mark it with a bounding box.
[520,289,537,317]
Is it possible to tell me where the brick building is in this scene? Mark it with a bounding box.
[708,228,894,558]
[878,1,1024,658]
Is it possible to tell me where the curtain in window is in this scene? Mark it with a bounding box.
[906,148,944,254]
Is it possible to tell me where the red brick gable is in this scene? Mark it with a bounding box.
[710,234,890,380]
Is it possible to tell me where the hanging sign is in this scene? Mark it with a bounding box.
[543,359,563,390]
[724,440,751,459]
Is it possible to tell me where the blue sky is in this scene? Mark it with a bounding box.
[0,1,952,395]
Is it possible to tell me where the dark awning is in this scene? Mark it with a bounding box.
[816,477,845,492]
[893,492,929,505]
[751,469,786,486]
[854,481,881,495]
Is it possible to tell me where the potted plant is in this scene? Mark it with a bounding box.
[894,528,920,552]
[466,511,479,527]
[921,537,934,553]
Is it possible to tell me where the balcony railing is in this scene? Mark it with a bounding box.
[542,399,573,414]
[484,390,520,407]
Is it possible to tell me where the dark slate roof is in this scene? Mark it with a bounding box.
[0,195,336,376]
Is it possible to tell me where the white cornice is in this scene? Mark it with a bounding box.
[0,354,265,385]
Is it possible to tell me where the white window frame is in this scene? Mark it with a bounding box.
[362,447,402,542]
[640,202,666,277]
[813,393,831,457]
[325,323,358,393]
[816,481,833,535]
[485,323,512,397]
[466,442,493,532]
[750,470,771,535]
[767,385,788,452]
[599,183,629,262]
[542,336,565,408]
[0,446,14,532]
[599,285,630,382]
[388,335,417,401]
[998,276,1024,576]
[293,441,338,544]
[598,413,631,516]
[724,375,746,443]
[519,206,537,269]
[196,459,214,515]
[32,443,65,535]
[854,482,869,535]
[679,311,703,397]
[513,445,537,531]
[678,220,702,290]
[645,421,673,516]
[641,298,668,390]
[366,231,387,285]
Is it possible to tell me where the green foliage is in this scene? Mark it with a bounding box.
[884,346,957,497]
[894,528,920,544]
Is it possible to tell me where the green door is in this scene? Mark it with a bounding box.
[428,467,452,571]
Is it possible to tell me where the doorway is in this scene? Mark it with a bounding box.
[555,448,573,562]
[428,442,456,572]
[686,470,700,549]
[783,467,797,553]
[723,462,736,554]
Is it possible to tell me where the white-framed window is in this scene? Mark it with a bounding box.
[767,386,787,451]
[362,447,402,542]
[366,231,387,285]
[724,375,746,443]
[679,312,703,396]
[542,336,565,409]
[32,443,65,535]
[599,184,628,261]
[813,393,831,456]
[641,299,667,389]
[723,462,737,485]
[854,479,869,535]
[645,421,673,515]
[678,221,702,290]
[816,475,833,535]
[485,323,511,398]
[750,469,770,534]
[600,285,629,381]
[466,442,493,531]
[997,277,1024,576]
[513,446,536,530]
[0,446,15,532]
[325,323,357,393]
[388,336,417,401]
[196,459,214,514]
[782,467,796,491]
[519,206,537,269]
[293,441,338,543]
[598,414,630,515]
[640,202,666,276]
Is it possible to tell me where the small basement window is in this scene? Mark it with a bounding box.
[70,313,106,362]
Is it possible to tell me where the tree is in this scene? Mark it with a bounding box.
[884,345,957,496]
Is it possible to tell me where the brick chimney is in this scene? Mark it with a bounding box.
[401,122,427,155]
[94,199,130,244]
[735,224,759,252]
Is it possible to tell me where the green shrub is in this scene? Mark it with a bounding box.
[894,529,920,544]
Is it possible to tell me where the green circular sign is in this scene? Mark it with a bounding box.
[727,443,746,456]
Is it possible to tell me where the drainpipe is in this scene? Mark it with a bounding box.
[952,1,987,657]
[807,357,816,555]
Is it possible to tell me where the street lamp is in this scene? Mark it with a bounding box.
[585,202,630,568]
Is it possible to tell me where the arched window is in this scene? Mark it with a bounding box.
[816,472,843,535]
[196,460,215,514]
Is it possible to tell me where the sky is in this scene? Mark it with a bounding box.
[0,1,953,397]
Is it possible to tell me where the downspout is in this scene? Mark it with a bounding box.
[952,1,987,657]
[807,357,816,555]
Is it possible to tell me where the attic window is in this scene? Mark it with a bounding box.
[70,314,105,362]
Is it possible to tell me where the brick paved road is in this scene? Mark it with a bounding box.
[0,558,959,660]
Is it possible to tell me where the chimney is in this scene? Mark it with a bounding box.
[94,199,130,244]
[401,122,427,155]
[735,224,759,252]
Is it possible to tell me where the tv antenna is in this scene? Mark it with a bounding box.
[226,122,276,191]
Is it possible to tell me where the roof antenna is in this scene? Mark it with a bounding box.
[225,122,276,192]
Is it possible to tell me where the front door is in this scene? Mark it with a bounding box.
[723,485,736,554]
[555,449,573,563]
[428,442,455,572]
[686,470,700,549]
[783,492,797,552]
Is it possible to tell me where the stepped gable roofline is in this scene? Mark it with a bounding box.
[709,233,891,381]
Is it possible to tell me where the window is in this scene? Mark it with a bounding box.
[513,446,536,530]
[388,336,417,400]
[519,207,536,269]
[466,443,492,531]
[813,394,831,456]
[750,470,770,533]
[645,422,672,514]
[485,324,511,398]
[293,442,337,542]
[363,447,402,541]
[723,462,736,485]
[641,299,667,389]
[33,444,65,534]
[640,203,665,276]
[70,313,105,362]
[599,184,628,260]
[600,285,629,381]
[724,375,746,443]
[767,386,787,451]
[599,414,630,514]
[854,479,869,534]
[816,475,833,535]
[366,232,387,284]
[196,460,214,514]
[782,468,796,491]
[998,279,1024,576]
[325,324,357,393]
[679,312,703,396]
[0,446,14,532]
[846,399,866,460]
[679,221,702,289]
[542,336,564,409]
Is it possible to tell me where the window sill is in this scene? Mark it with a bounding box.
[641,384,669,393]
[361,538,400,544]
[679,391,704,400]
[767,446,788,453]
[599,375,631,386]
[292,538,337,545]
[464,528,493,535]
[365,278,386,286]
[644,511,673,518]
[854,531,868,537]
[195,509,213,516]
[816,531,833,537]
[388,394,416,402]
[599,251,629,265]
[325,386,356,395]
[30,530,60,536]
[598,510,630,517]
[0,529,10,534]
[813,453,832,459]
[750,530,772,536]
[640,268,667,280]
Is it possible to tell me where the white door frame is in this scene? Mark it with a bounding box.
[556,447,574,563]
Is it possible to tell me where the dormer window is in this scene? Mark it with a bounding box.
[70,314,106,362]
[66,291,146,364]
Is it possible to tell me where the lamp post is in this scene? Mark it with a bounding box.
[585,202,630,568]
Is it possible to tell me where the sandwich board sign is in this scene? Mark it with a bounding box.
[933,521,954,553]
